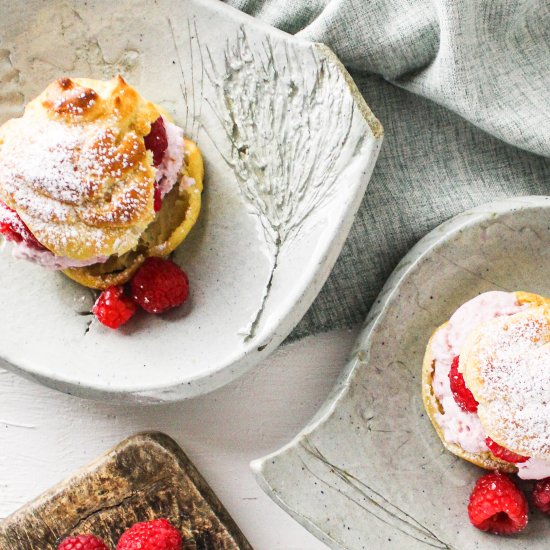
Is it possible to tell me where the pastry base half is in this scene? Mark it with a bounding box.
[422,322,516,473]
[63,139,203,290]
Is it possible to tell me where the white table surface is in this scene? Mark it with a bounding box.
[0,327,359,549]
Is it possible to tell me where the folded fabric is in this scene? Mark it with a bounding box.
[225,0,550,340]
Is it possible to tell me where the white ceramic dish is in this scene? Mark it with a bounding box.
[0,0,382,402]
[253,196,550,549]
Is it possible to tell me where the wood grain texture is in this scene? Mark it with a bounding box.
[0,432,251,549]
[0,329,356,549]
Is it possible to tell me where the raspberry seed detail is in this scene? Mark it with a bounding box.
[93,286,138,329]
[58,534,110,550]
[485,437,529,464]
[532,477,550,515]
[116,518,181,550]
[449,356,478,413]
[130,257,189,314]
[144,117,168,167]
[468,472,528,534]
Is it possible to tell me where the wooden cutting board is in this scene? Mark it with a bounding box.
[0,432,252,549]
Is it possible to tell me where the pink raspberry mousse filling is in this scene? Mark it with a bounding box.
[155,119,184,198]
[430,291,550,479]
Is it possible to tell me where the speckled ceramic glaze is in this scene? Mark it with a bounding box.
[253,196,550,549]
[0,0,382,402]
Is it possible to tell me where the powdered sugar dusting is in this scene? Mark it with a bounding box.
[4,120,87,205]
[0,106,153,258]
[0,76,192,268]
[474,309,550,460]
[52,92,96,116]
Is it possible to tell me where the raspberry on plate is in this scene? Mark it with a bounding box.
[130,257,189,314]
[92,286,138,329]
[468,472,528,534]
[144,117,168,167]
[485,437,529,464]
[58,534,110,550]
[0,201,46,251]
[532,477,550,515]
[449,356,478,413]
[116,518,181,550]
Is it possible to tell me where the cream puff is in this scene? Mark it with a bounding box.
[0,76,203,289]
[423,291,550,479]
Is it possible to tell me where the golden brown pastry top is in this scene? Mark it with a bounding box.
[0,76,162,260]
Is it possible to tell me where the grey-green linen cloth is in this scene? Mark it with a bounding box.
[225,0,550,340]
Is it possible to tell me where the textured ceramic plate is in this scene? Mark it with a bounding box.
[253,196,550,549]
[0,0,382,402]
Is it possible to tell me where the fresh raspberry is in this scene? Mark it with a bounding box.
[449,356,478,412]
[485,437,529,464]
[468,472,528,534]
[130,257,189,314]
[532,477,550,515]
[116,519,181,550]
[153,182,162,212]
[0,201,46,250]
[92,286,137,329]
[58,534,110,550]
[144,117,168,166]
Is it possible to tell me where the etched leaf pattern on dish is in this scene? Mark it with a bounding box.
[205,29,355,339]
